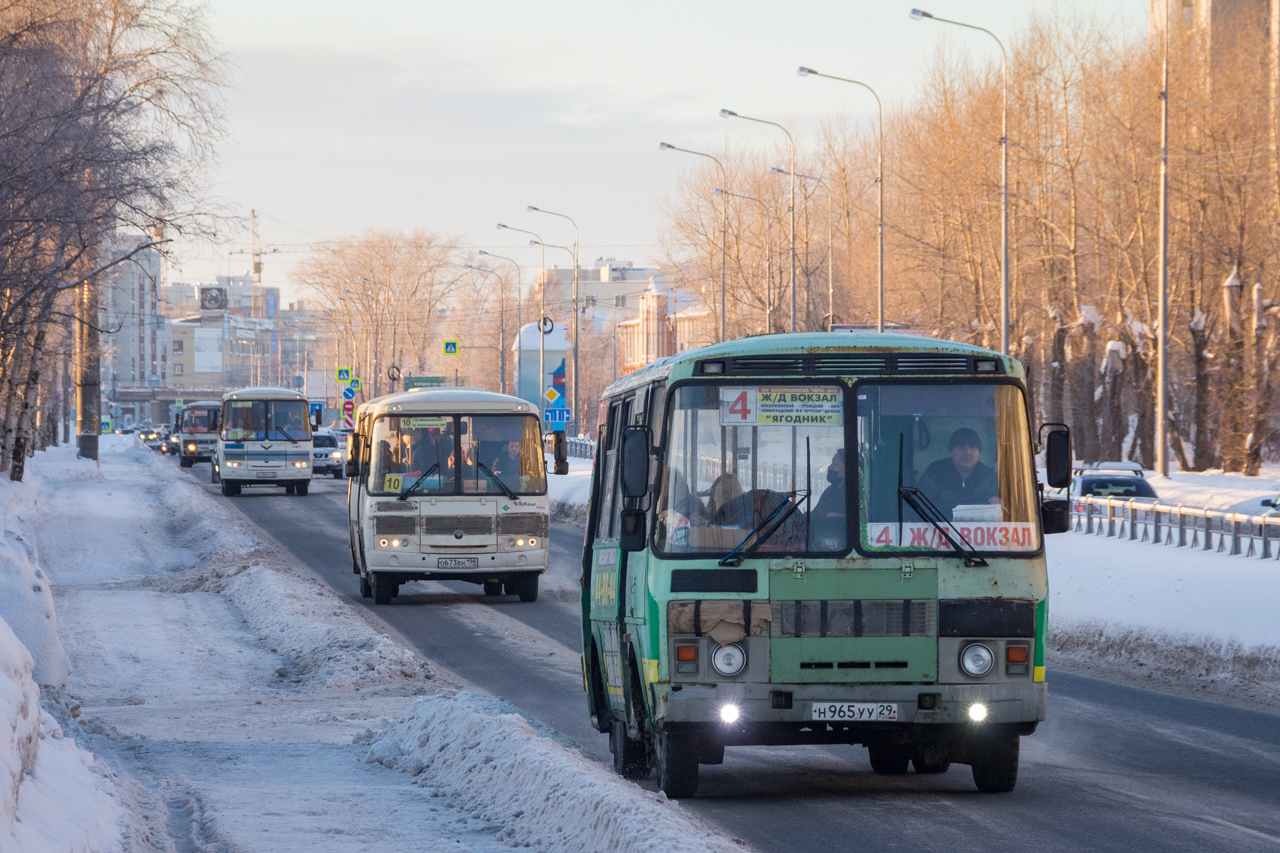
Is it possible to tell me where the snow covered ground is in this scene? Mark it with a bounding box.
[0,437,749,852]
[1143,465,1280,514]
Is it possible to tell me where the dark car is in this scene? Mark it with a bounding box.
[1063,462,1158,515]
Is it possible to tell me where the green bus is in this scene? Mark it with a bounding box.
[579,332,1071,797]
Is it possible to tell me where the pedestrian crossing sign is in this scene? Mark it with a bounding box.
[336,367,351,383]
[443,340,459,356]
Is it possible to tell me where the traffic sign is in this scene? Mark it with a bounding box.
[100,419,111,433]
[342,386,355,400]
[175,398,184,406]
[342,400,355,414]
[404,375,446,390]
[544,388,560,405]
[542,408,572,424]
[336,367,351,383]
[443,340,459,355]
[350,377,361,391]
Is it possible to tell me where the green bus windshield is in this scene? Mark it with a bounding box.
[655,384,847,556]
[857,383,1039,554]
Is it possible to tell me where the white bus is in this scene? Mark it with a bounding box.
[345,388,558,605]
[213,386,314,497]
[177,400,221,468]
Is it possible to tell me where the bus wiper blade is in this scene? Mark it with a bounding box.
[718,490,810,567]
[897,486,989,568]
[273,430,301,443]
[398,463,439,500]
[475,461,518,499]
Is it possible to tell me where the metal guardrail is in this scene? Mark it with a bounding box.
[1070,495,1280,560]
[544,435,596,460]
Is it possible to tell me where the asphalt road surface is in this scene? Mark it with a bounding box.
[181,464,1280,853]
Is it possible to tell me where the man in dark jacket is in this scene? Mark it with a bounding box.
[914,428,999,519]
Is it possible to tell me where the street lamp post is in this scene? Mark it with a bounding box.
[479,250,524,396]
[1156,0,1171,476]
[660,142,727,341]
[772,167,833,330]
[464,264,508,394]
[721,109,798,332]
[529,238,575,423]
[498,223,547,407]
[797,67,885,333]
[528,206,580,436]
[911,9,1009,354]
[715,188,775,333]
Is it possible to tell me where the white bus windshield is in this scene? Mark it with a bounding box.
[368,414,546,497]
[182,409,215,433]
[224,400,311,441]
[857,383,1038,554]
[655,384,846,556]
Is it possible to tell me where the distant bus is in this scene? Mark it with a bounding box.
[177,400,221,467]
[213,386,314,496]
[346,388,555,605]
[580,332,1072,798]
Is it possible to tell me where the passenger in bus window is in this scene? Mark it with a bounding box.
[811,449,847,543]
[489,439,523,489]
[914,427,999,519]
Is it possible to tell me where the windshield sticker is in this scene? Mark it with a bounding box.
[866,522,1037,551]
[403,417,448,428]
[384,473,404,493]
[231,401,253,408]
[226,429,256,440]
[719,387,842,426]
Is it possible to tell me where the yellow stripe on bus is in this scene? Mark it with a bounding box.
[1034,666,1045,683]
[643,658,659,687]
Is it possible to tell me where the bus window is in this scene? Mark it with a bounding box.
[224,401,265,441]
[182,409,215,433]
[856,383,1038,553]
[655,384,846,555]
[596,401,621,540]
[268,400,311,441]
[369,415,457,495]
[460,414,547,495]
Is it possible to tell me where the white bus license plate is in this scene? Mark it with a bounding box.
[811,702,898,722]
[438,557,478,569]
[255,471,275,478]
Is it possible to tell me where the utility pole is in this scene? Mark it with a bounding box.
[76,277,100,461]
[1156,0,1170,477]
[251,208,263,384]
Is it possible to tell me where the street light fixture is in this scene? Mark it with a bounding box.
[715,188,777,333]
[660,142,727,342]
[911,9,1010,355]
[498,222,549,405]
[722,108,797,332]
[772,167,834,330]
[528,206,580,436]
[797,66,886,333]
[463,264,509,394]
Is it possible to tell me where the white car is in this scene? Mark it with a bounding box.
[312,430,346,478]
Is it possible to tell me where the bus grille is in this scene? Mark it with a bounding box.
[373,515,417,535]
[771,599,937,638]
[422,516,495,536]
[497,513,548,537]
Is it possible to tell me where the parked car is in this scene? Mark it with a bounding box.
[1262,492,1280,517]
[311,430,345,478]
[1060,462,1158,515]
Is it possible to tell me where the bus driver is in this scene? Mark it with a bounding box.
[914,427,999,519]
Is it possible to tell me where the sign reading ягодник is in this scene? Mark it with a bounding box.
[719,386,843,426]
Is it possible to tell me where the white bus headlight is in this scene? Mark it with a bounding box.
[528,538,537,546]
[186,443,196,452]
[379,538,389,547]
[292,461,308,468]
[228,461,241,468]
[968,702,989,722]
[719,704,740,724]
[710,643,747,678]
[960,643,995,678]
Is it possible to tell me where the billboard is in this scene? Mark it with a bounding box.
[194,328,222,373]
[199,286,228,310]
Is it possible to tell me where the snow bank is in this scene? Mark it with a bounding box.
[546,454,592,524]
[0,574,119,852]
[366,691,742,853]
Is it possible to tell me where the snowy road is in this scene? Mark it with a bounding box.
[188,466,1280,853]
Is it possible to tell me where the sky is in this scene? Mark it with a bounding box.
[173,0,1151,303]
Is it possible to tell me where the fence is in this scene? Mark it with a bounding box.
[1070,495,1280,561]
[544,435,596,460]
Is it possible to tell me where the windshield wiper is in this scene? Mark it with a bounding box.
[272,429,301,443]
[897,486,989,568]
[718,490,810,567]
[398,463,439,501]
[474,461,518,499]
